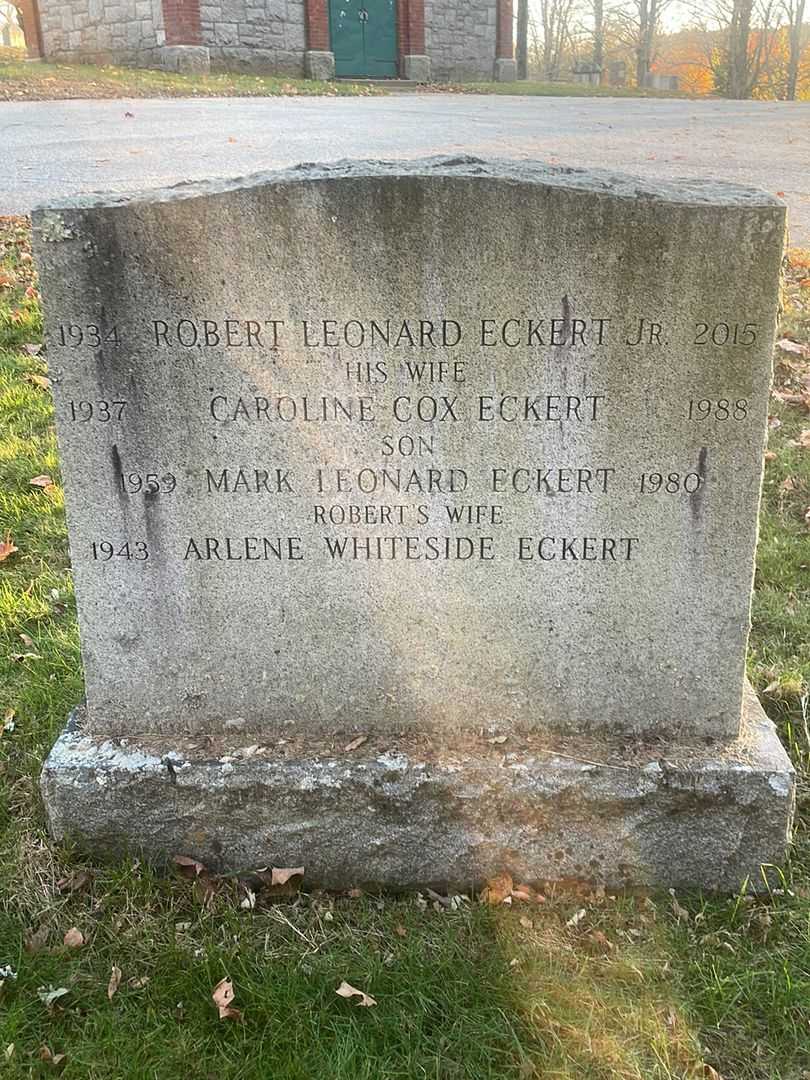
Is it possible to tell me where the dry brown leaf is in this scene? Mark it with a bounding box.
[512,882,546,903]
[38,1045,66,1066]
[565,908,586,928]
[781,476,797,491]
[26,374,51,390]
[487,734,508,744]
[63,927,84,948]
[764,450,777,462]
[776,337,809,357]
[519,915,534,929]
[55,870,91,894]
[127,975,150,989]
[480,872,514,905]
[347,887,363,898]
[29,475,54,488]
[24,926,49,954]
[394,924,407,937]
[703,1066,726,1080]
[172,854,206,878]
[212,977,243,1021]
[23,343,42,356]
[271,866,304,886]
[335,980,377,1007]
[344,734,367,752]
[0,533,18,563]
[107,965,122,1000]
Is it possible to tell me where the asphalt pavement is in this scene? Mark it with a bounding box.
[1,93,808,244]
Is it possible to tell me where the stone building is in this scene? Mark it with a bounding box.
[13,0,516,82]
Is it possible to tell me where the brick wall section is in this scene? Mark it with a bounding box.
[424,0,496,81]
[199,0,306,72]
[304,0,327,49]
[162,0,201,42]
[495,0,511,58]
[14,0,44,55]
[38,0,166,64]
[397,0,424,59]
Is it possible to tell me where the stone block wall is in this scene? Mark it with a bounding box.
[38,0,166,64]
[424,0,496,81]
[199,0,305,72]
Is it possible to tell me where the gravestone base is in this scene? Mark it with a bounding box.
[41,684,793,892]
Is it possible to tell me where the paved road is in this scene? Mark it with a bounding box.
[1,94,808,244]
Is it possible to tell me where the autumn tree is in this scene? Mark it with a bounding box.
[612,0,673,85]
[782,0,807,98]
[535,0,581,78]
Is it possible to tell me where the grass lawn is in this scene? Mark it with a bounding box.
[0,215,809,1079]
[0,47,690,101]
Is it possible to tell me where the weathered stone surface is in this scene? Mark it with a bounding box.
[402,54,431,82]
[40,683,794,891]
[159,44,211,74]
[493,57,516,81]
[33,158,784,744]
[304,48,334,81]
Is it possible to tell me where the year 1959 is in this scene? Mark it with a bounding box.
[120,472,176,495]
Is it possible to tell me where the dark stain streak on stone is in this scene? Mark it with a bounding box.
[691,447,709,519]
[111,443,123,503]
[559,294,572,347]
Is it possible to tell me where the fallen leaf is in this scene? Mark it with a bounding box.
[519,915,534,929]
[480,872,514,905]
[4,1044,13,1059]
[566,908,586,928]
[776,338,808,356]
[37,986,69,1008]
[212,977,242,1021]
[271,866,304,886]
[25,926,50,954]
[127,975,150,989]
[26,374,51,390]
[54,870,91,894]
[38,1045,66,1066]
[172,854,206,878]
[347,887,363,898]
[781,476,797,491]
[107,965,122,1000]
[239,887,256,910]
[335,980,377,1007]
[798,430,810,449]
[764,450,777,462]
[394,924,407,937]
[487,735,508,744]
[63,927,84,948]
[30,475,54,488]
[703,1066,726,1080]
[23,343,42,356]
[670,890,690,921]
[344,734,367,752]
[227,136,237,143]
[0,533,18,563]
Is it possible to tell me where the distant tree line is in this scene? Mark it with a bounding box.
[515,0,809,99]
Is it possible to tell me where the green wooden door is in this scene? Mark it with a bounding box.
[329,0,398,78]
